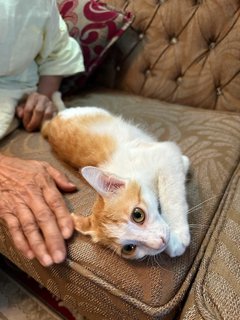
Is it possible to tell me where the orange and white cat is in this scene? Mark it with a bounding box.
[42,93,190,260]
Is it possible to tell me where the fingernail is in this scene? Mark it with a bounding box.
[69,182,77,188]
[62,227,72,239]
[27,251,35,260]
[53,250,65,264]
[42,254,53,267]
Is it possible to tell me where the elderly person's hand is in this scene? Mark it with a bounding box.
[16,92,56,132]
[0,154,77,267]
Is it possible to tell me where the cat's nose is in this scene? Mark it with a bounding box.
[148,237,166,250]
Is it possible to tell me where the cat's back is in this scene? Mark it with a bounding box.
[42,106,153,168]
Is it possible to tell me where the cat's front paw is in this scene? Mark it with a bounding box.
[165,228,190,258]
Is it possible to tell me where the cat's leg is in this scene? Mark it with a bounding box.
[156,143,190,257]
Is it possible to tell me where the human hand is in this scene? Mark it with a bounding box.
[0,155,77,267]
[16,92,56,132]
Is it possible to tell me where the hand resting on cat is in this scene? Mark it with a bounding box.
[41,93,190,260]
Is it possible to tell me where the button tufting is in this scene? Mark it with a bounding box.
[116,65,121,72]
[176,76,183,85]
[139,33,144,40]
[209,42,216,49]
[145,69,151,77]
[216,87,222,96]
[170,37,178,44]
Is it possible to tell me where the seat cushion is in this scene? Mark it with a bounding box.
[180,163,240,320]
[0,89,240,319]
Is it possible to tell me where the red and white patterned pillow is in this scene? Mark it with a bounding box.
[57,0,133,93]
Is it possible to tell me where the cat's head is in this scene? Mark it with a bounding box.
[72,166,171,260]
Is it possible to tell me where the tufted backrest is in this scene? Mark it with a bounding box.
[99,0,240,112]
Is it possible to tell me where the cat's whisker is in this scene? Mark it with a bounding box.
[146,255,157,268]
[153,255,162,269]
[154,255,172,272]
[148,256,155,268]
[190,229,207,237]
[188,193,223,214]
[138,255,148,263]
[189,223,209,229]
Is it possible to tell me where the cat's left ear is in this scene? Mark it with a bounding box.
[71,213,99,242]
[81,166,126,198]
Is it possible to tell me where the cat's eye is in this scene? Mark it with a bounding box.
[122,244,136,255]
[132,207,145,224]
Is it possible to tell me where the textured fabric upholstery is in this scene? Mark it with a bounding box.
[0,1,240,319]
[1,90,240,319]
[97,0,240,112]
[180,164,240,320]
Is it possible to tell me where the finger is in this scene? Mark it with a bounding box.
[3,213,34,260]
[16,104,24,118]
[25,186,67,264]
[16,202,54,267]
[23,93,38,128]
[26,97,46,131]
[45,163,77,192]
[43,103,56,121]
[42,184,74,239]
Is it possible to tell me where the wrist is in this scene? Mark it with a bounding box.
[38,75,63,99]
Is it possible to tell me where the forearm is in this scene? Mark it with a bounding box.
[37,75,63,99]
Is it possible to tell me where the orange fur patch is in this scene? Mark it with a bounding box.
[42,113,116,168]
[90,181,142,245]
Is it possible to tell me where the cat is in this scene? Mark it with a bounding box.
[41,93,190,260]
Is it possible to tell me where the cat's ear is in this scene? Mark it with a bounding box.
[81,166,126,198]
[72,213,98,242]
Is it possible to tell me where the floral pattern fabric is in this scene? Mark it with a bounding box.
[57,0,133,92]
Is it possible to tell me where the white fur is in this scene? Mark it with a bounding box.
[59,106,109,120]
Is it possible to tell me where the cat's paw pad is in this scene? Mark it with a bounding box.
[165,228,190,258]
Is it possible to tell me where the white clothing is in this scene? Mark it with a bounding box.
[0,0,85,138]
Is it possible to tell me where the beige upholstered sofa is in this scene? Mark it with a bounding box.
[1,0,240,319]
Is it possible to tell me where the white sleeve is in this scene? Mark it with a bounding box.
[36,0,85,76]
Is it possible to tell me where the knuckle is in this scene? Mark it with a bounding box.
[13,237,26,251]
[48,196,63,210]
[32,239,44,250]
[25,104,33,112]
[31,160,45,169]
[39,161,50,171]
[36,209,55,225]
[21,184,41,199]
[6,217,20,233]
[30,92,38,98]
[30,240,46,256]
[39,95,48,104]
[45,107,54,116]
[35,105,45,113]
[22,220,38,235]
